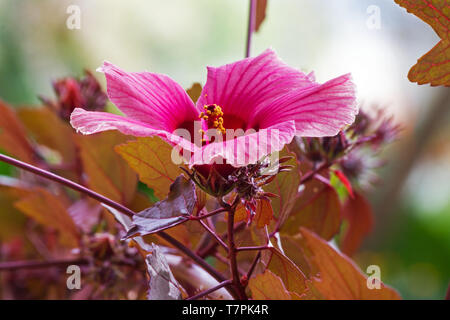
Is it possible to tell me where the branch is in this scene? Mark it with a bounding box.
[245,0,256,58]
[0,258,88,271]
[157,232,227,284]
[198,219,229,252]
[225,199,247,300]
[186,279,233,300]
[299,161,331,185]
[246,251,261,281]
[158,233,239,300]
[0,153,134,217]
[213,252,246,276]
[189,207,227,220]
[236,245,270,252]
[197,222,246,258]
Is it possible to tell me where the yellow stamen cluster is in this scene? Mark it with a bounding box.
[199,104,226,135]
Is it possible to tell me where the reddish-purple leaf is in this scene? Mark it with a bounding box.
[282,186,342,240]
[125,176,195,238]
[300,228,401,300]
[340,192,374,256]
[254,0,268,32]
[68,199,103,233]
[186,83,202,104]
[14,188,79,247]
[263,148,300,226]
[0,101,34,163]
[75,131,137,205]
[234,198,274,228]
[249,269,301,300]
[395,0,450,86]
[18,106,77,165]
[0,180,29,240]
[261,247,309,296]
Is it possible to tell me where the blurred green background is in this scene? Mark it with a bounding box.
[0,0,448,299]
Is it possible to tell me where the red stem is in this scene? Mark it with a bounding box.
[189,207,227,220]
[186,279,233,300]
[0,153,134,217]
[245,0,256,58]
[214,252,247,276]
[197,222,246,258]
[246,251,261,281]
[236,245,270,252]
[299,161,331,185]
[225,199,247,300]
[0,258,88,271]
[198,219,229,252]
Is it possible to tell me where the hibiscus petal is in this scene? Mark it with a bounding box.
[70,108,196,152]
[196,49,315,124]
[99,61,198,131]
[252,73,358,137]
[189,120,296,167]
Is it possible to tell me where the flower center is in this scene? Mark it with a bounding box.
[200,104,226,134]
[199,104,226,141]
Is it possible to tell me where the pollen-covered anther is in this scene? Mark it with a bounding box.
[198,129,207,143]
[199,104,226,135]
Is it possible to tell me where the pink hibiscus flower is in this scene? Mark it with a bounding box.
[70,49,357,175]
